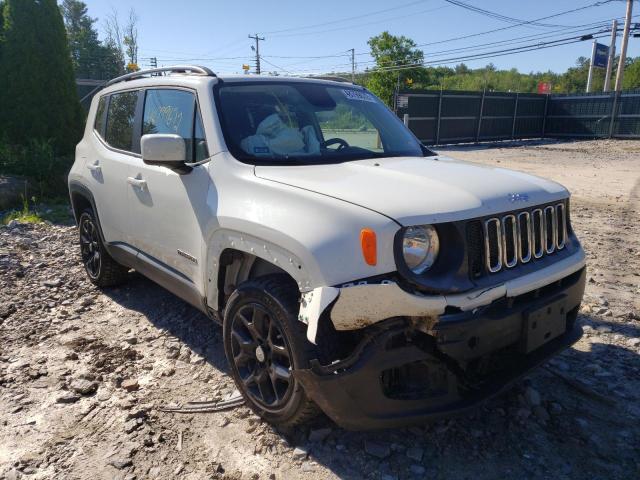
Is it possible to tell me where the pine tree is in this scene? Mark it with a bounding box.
[0,0,83,153]
[60,0,123,80]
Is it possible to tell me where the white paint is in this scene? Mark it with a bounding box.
[330,282,446,329]
[298,287,340,343]
[308,249,586,333]
[255,156,569,226]
[69,72,584,332]
[141,134,186,162]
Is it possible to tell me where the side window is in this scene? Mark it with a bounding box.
[143,89,198,161]
[94,96,107,137]
[105,91,138,152]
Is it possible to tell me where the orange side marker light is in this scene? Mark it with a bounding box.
[360,228,377,266]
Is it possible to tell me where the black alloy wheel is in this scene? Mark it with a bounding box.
[79,213,101,279]
[223,275,319,426]
[230,303,294,409]
[77,209,129,287]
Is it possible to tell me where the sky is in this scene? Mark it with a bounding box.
[81,0,640,75]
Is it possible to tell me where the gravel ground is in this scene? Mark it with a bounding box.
[1,139,639,480]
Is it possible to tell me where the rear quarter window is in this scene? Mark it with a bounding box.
[105,90,139,152]
[93,96,107,137]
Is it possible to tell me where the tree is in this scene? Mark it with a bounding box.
[0,0,83,153]
[123,9,138,69]
[60,0,123,79]
[623,57,640,90]
[366,31,424,107]
[105,7,139,72]
[0,2,4,84]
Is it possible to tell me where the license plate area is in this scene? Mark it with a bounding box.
[521,295,567,354]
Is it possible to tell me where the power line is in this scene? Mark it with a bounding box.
[281,18,622,72]
[260,50,352,59]
[300,0,621,62]
[443,0,569,29]
[266,4,449,39]
[366,32,615,73]
[353,19,620,69]
[411,0,617,49]
[247,19,615,73]
[131,1,623,77]
[259,0,430,35]
[260,57,293,74]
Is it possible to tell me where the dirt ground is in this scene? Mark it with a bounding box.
[1,139,639,480]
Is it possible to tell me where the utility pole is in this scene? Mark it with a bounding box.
[248,34,265,75]
[603,19,617,92]
[149,57,158,76]
[349,48,355,82]
[586,40,597,93]
[614,0,633,92]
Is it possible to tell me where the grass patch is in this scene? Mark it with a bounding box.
[2,209,42,225]
[1,196,73,226]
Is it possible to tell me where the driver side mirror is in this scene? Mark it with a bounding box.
[141,134,186,168]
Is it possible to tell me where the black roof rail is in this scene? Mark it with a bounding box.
[105,65,216,87]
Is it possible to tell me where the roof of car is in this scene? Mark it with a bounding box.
[101,65,359,95]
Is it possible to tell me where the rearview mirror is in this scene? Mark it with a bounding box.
[141,134,186,166]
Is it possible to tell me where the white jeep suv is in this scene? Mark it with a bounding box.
[68,66,586,430]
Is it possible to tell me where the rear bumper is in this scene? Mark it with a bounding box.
[296,267,586,430]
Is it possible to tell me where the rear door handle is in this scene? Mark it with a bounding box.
[127,176,147,189]
[86,161,101,173]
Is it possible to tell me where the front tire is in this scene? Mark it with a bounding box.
[78,209,129,287]
[223,275,319,426]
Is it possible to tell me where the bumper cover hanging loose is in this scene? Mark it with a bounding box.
[299,249,586,343]
[295,266,586,430]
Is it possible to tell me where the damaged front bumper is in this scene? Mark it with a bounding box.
[299,249,586,342]
[295,258,586,430]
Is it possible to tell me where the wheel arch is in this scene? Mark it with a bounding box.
[205,229,315,315]
[68,181,106,243]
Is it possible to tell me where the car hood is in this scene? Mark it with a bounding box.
[254,155,569,226]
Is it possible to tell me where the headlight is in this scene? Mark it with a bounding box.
[402,225,440,274]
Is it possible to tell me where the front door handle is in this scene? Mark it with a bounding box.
[86,161,101,173]
[127,176,147,189]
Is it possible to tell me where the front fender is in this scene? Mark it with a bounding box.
[204,227,318,310]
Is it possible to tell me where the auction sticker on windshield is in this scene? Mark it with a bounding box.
[342,89,376,102]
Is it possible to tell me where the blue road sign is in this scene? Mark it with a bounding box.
[593,43,609,68]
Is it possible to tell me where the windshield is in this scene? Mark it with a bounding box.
[215,81,428,164]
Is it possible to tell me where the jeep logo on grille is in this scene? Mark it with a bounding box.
[508,193,529,203]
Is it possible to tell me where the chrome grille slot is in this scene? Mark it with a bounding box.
[544,206,556,254]
[556,203,567,249]
[532,209,544,259]
[501,215,518,268]
[517,211,532,263]
[484,218,502,273]
[479,201,568,274]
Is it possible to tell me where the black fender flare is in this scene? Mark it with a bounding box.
[68,180,107,245]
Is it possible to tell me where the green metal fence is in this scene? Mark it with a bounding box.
[396,89,640,145]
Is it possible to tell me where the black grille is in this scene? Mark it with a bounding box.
[533,210,543,256]
[467,221,484,278]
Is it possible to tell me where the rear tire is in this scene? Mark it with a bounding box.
[78,209,129,287]
[223,274,319,426]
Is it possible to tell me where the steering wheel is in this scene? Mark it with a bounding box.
[321,138,349,150]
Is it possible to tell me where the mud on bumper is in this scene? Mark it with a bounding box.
[295,267,586,430]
